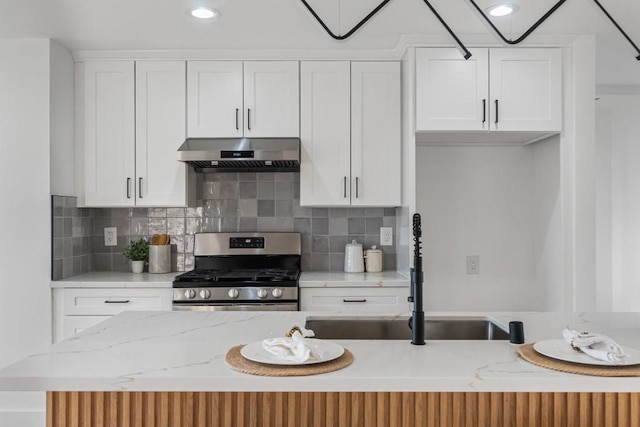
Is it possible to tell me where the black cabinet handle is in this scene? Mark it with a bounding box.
[343,177,347,198]
[355,177,359,198]
[126,178,131,199]
[247,108,251,130]
[495,99,499,124]
[138,177,143,199]
[104,300,130,304]
[235,108,239,130]
[343,299,367,303]
[482,99,486,124]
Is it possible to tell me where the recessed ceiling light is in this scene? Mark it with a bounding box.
[486,4,518,17]
[191,7,219,19]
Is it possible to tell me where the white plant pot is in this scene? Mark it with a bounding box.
[131,260,145,274]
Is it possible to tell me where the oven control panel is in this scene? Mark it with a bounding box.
[229,237,265,249]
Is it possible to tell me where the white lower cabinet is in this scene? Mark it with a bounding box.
[300,287,410,313]
[53,288,172,342]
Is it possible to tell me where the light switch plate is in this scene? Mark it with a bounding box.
[104,227,117,246]
[466,255,479,274]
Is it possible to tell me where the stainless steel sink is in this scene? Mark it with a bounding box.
[305,316,509,340]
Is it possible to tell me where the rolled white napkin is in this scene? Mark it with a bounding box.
[562,328,627,364]
[262,329,322,363]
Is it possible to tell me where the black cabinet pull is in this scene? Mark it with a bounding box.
[495,99,499,124]
[343,177,347,198]
[104,300,130,304]
[482,99,486,124]
[343,299,367,303]
[355,177,359,198]
[138,177,143,199]
[126,178,131,199]
[247,108,251,130]
[235,108,239,130]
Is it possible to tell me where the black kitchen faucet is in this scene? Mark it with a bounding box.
[409,213,425,345]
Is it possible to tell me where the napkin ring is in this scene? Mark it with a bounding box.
[286,326,302,338]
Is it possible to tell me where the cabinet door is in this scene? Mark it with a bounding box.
[300,62,351,206]
[244,61,299,137]
[351,62,401,206]
[136,61,187,207]
[416,48,489,131]
[187,61,243,137]
[490,48,562,132]
[84,61,135,206]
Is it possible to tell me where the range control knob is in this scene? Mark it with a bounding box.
[257,288,269,299]
[199,289,211,299]
[272,288,283,298]
[184,289,196,299]
[228,289,239,299]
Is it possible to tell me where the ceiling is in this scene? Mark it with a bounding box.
[0,0,638,84]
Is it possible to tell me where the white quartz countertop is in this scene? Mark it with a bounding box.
[1,311,640,393]
[50,271,179,288]
[299,271,409,287]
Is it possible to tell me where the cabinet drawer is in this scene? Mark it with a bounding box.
[300,287,409,312]
[63,316,111,339]
[63,288,172,315]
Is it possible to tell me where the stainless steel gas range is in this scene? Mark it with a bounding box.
[172,232,301,311]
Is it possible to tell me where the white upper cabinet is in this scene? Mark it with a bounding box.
[416,48,489,131]
[82,60,189,207]
[244,61,300,137]
[135,61,187,207]
[416,48,561,134]
[187,61,243,138]
[351,62,401,206]
[187,61,299,138]
[84,61,136,206]
[300,61,401,207]
[300,61,352,206]
[490,49,562,132]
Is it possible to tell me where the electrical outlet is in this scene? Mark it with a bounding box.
[104,227,117,246]
[380,227,393,246]
[466,255,479,275]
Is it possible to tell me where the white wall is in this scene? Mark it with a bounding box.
[416,142,561,311]
[49,40,75,196]
[532,136,563,311]
[596,94,640,312]
[0,38,53,425]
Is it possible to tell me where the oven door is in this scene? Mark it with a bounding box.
[172,302,298,312]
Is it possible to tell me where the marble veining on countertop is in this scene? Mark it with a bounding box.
[299,271,409,287]
[1,311,640,393]
[50,271,180,288]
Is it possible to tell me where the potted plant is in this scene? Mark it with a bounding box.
[123,238,149,273]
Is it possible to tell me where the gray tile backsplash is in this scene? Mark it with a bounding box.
[51,173,396,276]
[51,196,93,280]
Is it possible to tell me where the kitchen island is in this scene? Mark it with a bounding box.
[1,311,639,426]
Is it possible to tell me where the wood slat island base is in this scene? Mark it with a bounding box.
[47,391,640,426]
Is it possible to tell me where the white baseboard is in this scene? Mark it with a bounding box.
[0,392,46,427]
[0,411,46,427]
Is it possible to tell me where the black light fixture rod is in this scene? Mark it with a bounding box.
[467,0,567,45]
[592,0,640,61]
[421,0,472,59]
[298,0,391,41]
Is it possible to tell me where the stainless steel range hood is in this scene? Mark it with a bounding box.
[177,137,300,172]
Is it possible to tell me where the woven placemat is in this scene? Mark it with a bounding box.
[225,345,354,376]
[517,343,640,377]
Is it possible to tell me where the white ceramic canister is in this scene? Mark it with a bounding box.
[344,240,365,273]
[364,245,383,272]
